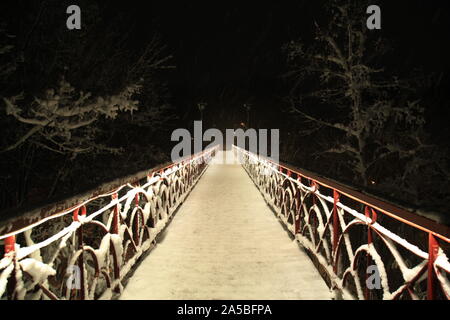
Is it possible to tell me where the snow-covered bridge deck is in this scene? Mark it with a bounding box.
[120,151,331,300]
[3,148,449,300]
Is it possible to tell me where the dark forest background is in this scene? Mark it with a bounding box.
[0,0,449,218]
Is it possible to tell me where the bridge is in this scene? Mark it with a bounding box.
[0,146,449,300]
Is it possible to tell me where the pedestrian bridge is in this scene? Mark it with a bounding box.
[0,146,449,300]
[120,151,329,299]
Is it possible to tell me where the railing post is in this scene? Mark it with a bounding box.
[134,185,140,245]
[112,193,120,235]
[110,193,121,294]
[427,233,439,300]
[73,206,86,300]
[309,180,318,236]
[332,190,340,273]
[4,235,15,254]
[294,178,302,235]
[135,191,140,207]
[364,206,377,300]
[310,180,317,206]
[4,235,16,300]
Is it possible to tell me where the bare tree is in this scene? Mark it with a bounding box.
[284,0,430,188]
[0,26,16,81]
[0,2,175,208]
[3,80,140,155]
[1,4,173,158]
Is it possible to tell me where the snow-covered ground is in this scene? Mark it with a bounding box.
[120,151,331,300]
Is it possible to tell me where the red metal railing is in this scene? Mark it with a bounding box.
[0,146,218,300]
[233,145,450,300]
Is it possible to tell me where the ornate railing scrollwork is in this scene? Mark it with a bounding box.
[234,145,450,300]
[0,146,218,300]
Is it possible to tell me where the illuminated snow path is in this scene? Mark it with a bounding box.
[120,151,331,300]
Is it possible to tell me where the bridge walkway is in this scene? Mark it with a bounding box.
[120,151,330,300]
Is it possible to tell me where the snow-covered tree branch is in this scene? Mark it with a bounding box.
[284,0,431,187]
[2,80,140,154]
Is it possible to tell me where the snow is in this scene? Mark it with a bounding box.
[0,262,14,297]
[110,234,123,267]
[19,258,56,285]
[16,221,81,260]
[120,151,331,300]
[353,244,390,299]
[435,251,450,298]
[24,230,42,262]
[93,234,112,270]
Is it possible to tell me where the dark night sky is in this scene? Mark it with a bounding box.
[3,0,450,130]
[109,1,450,130]
[1,0,450,211]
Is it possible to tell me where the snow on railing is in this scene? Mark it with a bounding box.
[233,145,450,300]
[0,146,218,300]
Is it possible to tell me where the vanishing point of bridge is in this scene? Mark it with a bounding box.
[0,146,449,300]
[120,151,329,299]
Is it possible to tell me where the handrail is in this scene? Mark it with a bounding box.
[0,146,219,300]
[0,147,217,239]
[233,146,450,242]
[234,145,450,300]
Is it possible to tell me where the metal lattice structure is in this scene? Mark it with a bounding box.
[1,144,450,300]
[0,147,218,300]
[234,145,450,300]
